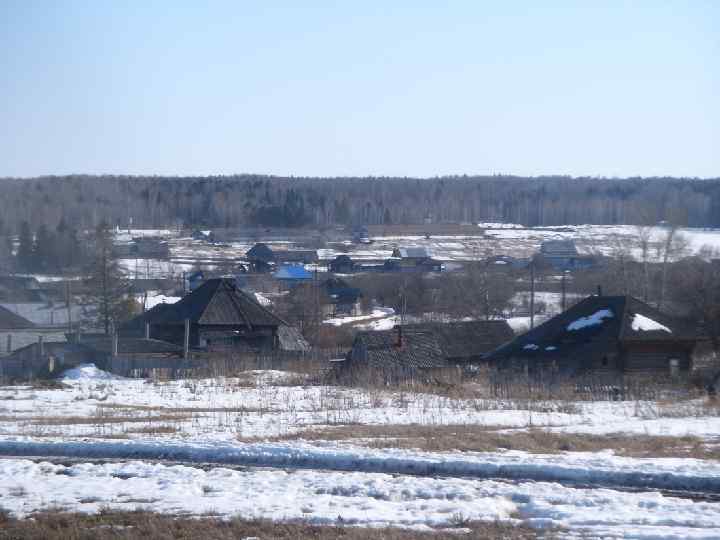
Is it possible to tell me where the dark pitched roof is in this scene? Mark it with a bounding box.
[330,255,353,265]
[246,243,275,263]
[129,278,285,328]
[540,240,578,257]
[322,277,361,304]
[405,320,514,359]
[273,250,318,263]
[0,305,36,329]
[488,295,697,362]
[351,328,446,370]
[118,303,177,334]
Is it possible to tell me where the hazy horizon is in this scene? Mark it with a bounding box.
[2,1,718,178]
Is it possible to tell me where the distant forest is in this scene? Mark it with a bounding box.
[1,175,720,232]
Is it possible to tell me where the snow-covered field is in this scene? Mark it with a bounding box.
[0,366,719,537]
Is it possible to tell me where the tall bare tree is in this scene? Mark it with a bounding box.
[83,222,136,333]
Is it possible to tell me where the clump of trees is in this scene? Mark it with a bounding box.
[3,218,84,274]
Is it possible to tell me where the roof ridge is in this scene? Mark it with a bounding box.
[617,296,631,341]
[221,279,252,329]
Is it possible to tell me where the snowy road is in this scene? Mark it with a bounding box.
[2,456,720,539]
[0,438,718,495]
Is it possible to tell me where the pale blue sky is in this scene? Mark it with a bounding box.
[1,1,718,178]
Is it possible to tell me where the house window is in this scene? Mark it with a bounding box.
[669,358,680,377]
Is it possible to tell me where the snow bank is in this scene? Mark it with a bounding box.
[61,364,125,382]
[567,309,614,331]
[632,313,671,333]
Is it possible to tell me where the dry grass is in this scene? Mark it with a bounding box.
[0,510,551,540]
[27,414,191,426]
[251,424,719,460]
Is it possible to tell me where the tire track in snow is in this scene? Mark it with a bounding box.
[0,439,719,496]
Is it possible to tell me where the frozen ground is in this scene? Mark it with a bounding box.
[0,367,718,537]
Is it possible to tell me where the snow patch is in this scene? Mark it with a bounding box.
[567,309,614,331]
[61,364,125,382]
[631,313,671,333]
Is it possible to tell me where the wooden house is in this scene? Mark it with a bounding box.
[273,250,319,265]
[328,255,355,274]
[246,243,276,272]
[486,295,698,378]
[120,278,288,352]
[321,277,362,317]
[538,240,595,271]
[388,247,443,272]
[343,320,514,382]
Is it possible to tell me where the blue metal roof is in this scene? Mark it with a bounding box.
[274,265,312,280]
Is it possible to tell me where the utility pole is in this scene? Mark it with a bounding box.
[530,260,535,329]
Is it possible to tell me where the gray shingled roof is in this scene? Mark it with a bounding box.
[0,306,35,329]
[351,328,446,370]
[277,325,311,352]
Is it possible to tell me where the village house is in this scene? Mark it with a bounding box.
[120,278,305,352]
[328,255,355,274]
[388,247,444,272]
[273,249,318,265]
[342,320,514,382]
[245,243,276,272]
[321,277,362,317]
[485,294,698,379]
[537,240,595,271]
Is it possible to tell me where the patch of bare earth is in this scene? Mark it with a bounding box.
[0,510,550,540]
[247,424,719,460]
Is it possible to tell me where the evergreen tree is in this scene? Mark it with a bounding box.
[17,221,34,272]
[34,224,56,272]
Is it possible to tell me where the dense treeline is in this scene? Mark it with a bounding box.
[0,175,719,232]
